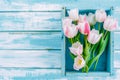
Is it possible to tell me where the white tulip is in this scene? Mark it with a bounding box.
[68,8,79,20]
[87,13,96,26]
[69,41,83,56]
[62,18,78,38]
[95,9,107,22]
[73,56,85,71]
[104,16,118,31]
[79,14,87,22]
[88,29,102,44]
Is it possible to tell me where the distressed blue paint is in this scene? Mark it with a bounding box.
[0,32,62,49]
[61,7,66,76]
[0,68,61,80]
[114,51,120,68]
[0,12,61,31]
[0,50,61,68]
[0,0,120,11]
[114,32,120,50]
[0,0,120,80]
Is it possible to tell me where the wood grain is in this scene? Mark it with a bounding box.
[0,68,61,80]
[0,32,61,49]
[0,12,61,31]
[0,0,120,80]
[114,32,120,50]
[0,50,61,68]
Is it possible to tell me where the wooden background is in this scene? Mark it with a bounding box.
[0,0,120,80]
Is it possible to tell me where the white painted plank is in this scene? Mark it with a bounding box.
[114,32,120,50]
[0,50,61,68]
[0,12,61,31]
[0,32,61,49]
[0,68,61,80]
[0,0,62,11]
[113,8,120,30]
[0,0,118,11]
[114,51,120,68]
[1,68,120,80]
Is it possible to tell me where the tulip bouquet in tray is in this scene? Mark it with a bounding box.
[62,9,118,72]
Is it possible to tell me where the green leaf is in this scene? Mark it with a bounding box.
[70,53,76,60]
[87,32,110,69]
[72,20,78,25]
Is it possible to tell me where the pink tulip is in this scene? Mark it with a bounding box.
[95,9,107,22]
[62,18,78,38]
[103,16,118,31]
[68,8,79,20]
[87,13,96,26]
[73,55,85,70]
[69,41,83,56]
[77,21,90,35]
[88,29,102,44]
[78,15,87,23]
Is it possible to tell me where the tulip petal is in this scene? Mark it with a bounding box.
[69,41,83,56]
[88,29,102,44]
[103,16,118,31]
[73,56,85,70]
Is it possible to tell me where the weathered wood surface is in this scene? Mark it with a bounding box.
[0,0,119,10]
[0,0,120,80]
[0,68,61,80]
[0,32,61,49]
[0,12,61,31]
[0,50,61,68]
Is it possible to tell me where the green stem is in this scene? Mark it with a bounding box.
[70,53,76,60]
[94,58,99,70]
[82,35,91,72]
[87,32,110,70]
[77,33,80,42]
[91,25,95,30]
[104,31,108,39]
[93,31,108,70]
[70,38,73,44]
[89,43,91,48]
[92,50,95,58]
[90,45,94,52]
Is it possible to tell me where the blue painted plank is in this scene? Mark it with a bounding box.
[61,7,66,76]
[0,0,119,11]
[114,32,120,50]
[0,50,61,68]
[113,7,120,29]
[1,68,120,80]
[114,51,120,68]
[0,32,62,49]
[0,12,61,31]
[0,68,61,80]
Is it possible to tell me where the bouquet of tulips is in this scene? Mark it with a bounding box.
[62,9,118,72]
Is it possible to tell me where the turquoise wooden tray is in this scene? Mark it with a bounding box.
[61,7,114,76]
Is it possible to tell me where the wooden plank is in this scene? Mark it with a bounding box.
[114,32,120,50]
[0,68,61,80]
[0,32,61,49]
[0,0,62,11]
[113,7,120,30]
[0,50,61,68]
[65,69,120,80]
[0,12,61,31]
[114,51,120,68]
[66,72,110,77]
[0,0,119,11]
[61,7,66,76]
[1,68,120,80]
